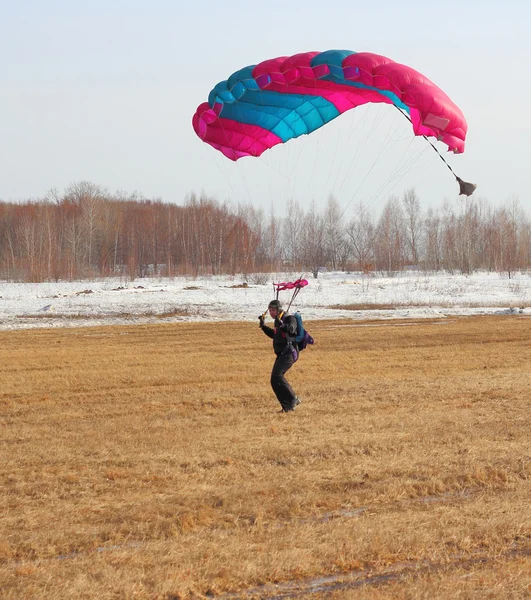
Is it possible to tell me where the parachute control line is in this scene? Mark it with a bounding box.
[260,278,309,321]
[396,107,476,196]
[273,278,309,314]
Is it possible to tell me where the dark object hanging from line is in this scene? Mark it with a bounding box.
[395,107,477,197]
[456,176,477,197]
[422,133,477,196]
[423,135,477,196]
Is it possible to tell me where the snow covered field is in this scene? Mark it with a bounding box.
[1,271,530,331]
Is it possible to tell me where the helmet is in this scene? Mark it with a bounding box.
[268,299,282,311]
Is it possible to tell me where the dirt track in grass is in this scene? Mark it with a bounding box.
[1,316,530,598]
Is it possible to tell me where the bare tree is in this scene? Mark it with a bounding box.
[493,197,526,278]
[282,198,304,270]
[424,207,442,271]
[346,201,376,272]
[263,204,283,272]
[64,181,106,275]
[5,181,531,282]
[374,196,406,274]
[300,202,326,278]
[454,196,485,274]
[323,195,347,270]
[402,188,423,266]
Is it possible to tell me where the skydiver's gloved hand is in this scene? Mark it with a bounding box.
[274,318,284,329]
[258,315,265,328]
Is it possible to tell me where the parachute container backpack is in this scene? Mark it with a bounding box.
[193,49,476,195]
[294,312,314,351]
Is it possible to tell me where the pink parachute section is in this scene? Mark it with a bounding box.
[193,51,467,160]
[192,109,283,161]
[274,279,309,291]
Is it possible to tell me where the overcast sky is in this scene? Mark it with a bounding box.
[1,0,530,217]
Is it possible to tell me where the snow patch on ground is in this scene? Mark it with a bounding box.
[1,271,530,331]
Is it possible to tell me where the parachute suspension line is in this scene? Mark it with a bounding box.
[213,110,254,205]
[364,142,416,211]
[364,129,433,211]
[311,135,320,203]
[366,110,418,191]
[288,135,309,200]
[203,144,240,202]
[285,275,305,313]
[362,137,421,214]
[331,106,364,197]
[394,107,476,196]
[286,287,300,314]
[277,133,306,209]
[333,107,377,203]
[325,109,347,196]
[231,148,254,205]
[339,106,411,219]
[334,109,373,199]
[341,103,401,202]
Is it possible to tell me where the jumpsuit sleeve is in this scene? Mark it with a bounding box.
[261,324,274,339]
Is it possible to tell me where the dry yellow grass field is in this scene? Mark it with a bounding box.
[1,316,530,599]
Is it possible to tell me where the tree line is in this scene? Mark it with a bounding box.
[0,181,529,281]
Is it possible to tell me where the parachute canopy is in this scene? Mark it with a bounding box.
[193,49,468,161]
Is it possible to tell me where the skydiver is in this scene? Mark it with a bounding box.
[258,299,301,413]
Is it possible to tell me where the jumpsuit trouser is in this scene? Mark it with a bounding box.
[270,350,297,411]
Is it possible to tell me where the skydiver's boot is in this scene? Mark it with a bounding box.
[290,396,301,410]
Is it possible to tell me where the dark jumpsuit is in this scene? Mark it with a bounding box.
[261,313,299,411]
